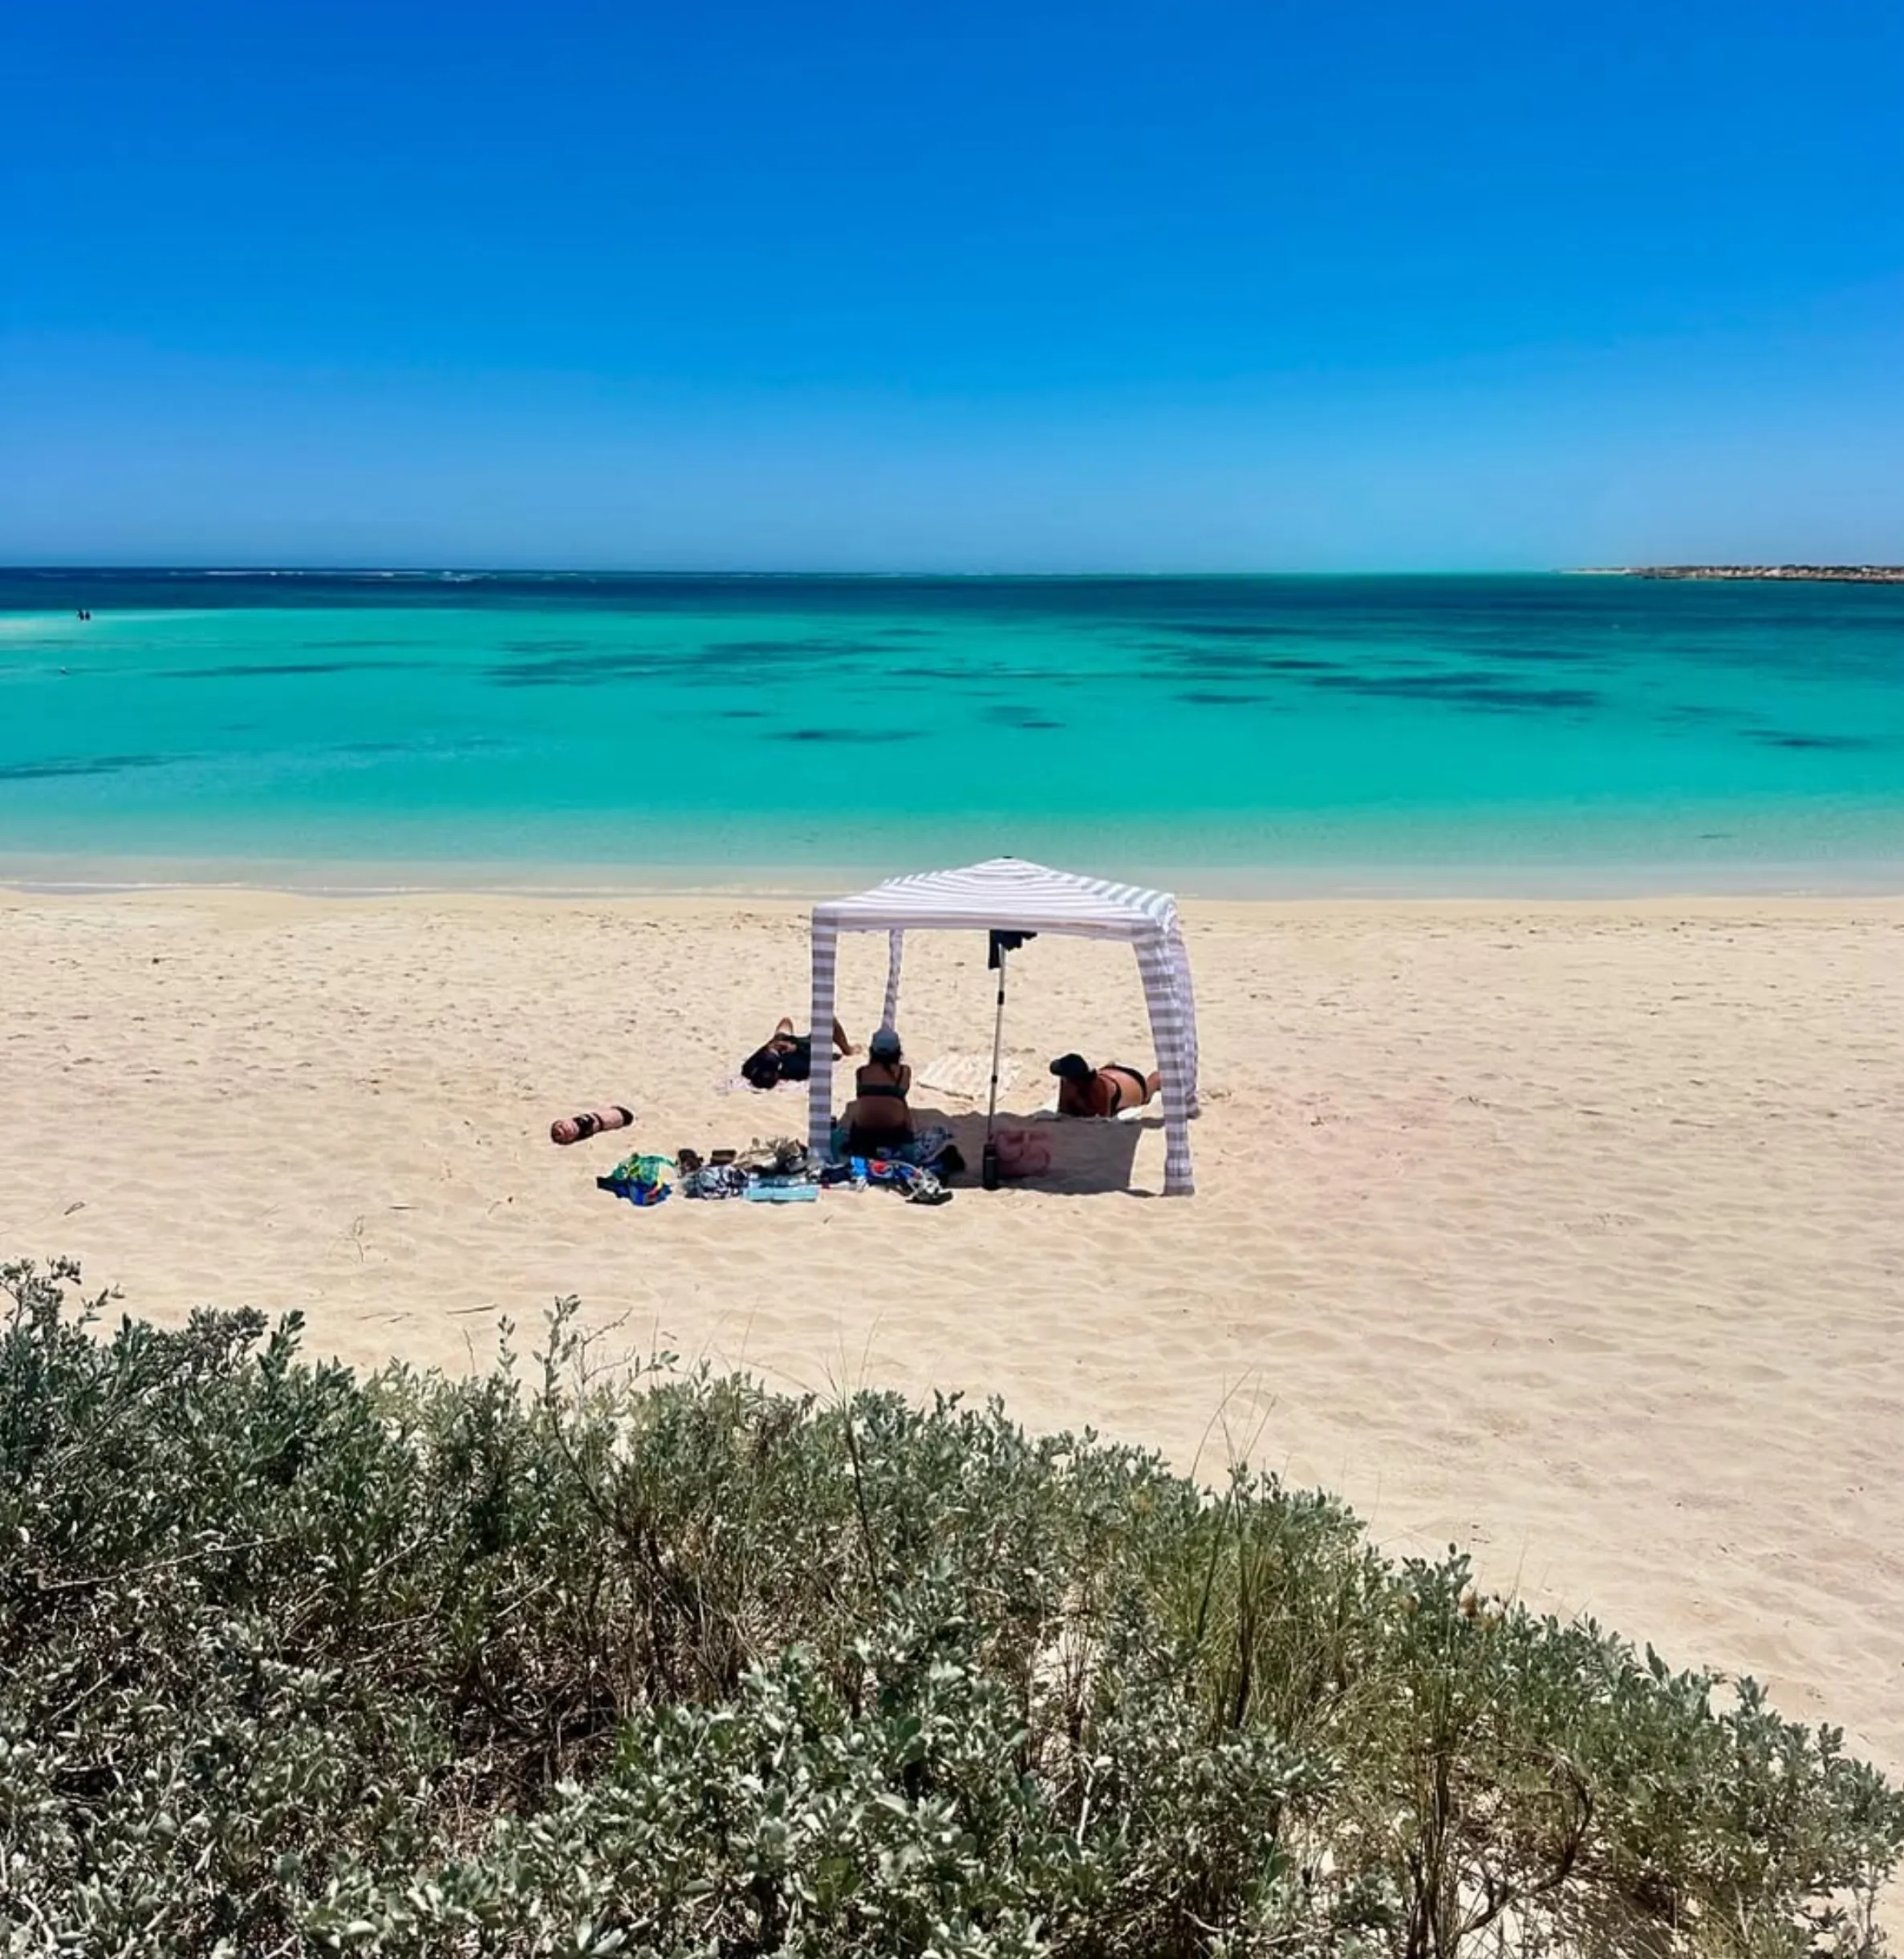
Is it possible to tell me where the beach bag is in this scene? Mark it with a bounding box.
[597,1152,673,1206]
[993,1127,1051,1179]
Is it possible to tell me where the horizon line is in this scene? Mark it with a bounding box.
[2,562,1597,579]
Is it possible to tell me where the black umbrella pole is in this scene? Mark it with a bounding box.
[981,955,1007,1190]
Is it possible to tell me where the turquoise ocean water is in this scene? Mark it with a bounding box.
[2,570,1900,892]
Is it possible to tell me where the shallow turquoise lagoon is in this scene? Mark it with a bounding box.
[2,571,1900,890]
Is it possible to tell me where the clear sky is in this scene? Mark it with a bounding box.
[5,0,1902,570]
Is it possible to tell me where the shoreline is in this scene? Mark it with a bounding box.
[6,848,1904,902]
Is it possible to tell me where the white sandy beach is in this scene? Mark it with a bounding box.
[3,885,1902,1789]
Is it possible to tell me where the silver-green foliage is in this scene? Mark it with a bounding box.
[1,1259,1898,1957]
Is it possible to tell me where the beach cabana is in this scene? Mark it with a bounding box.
[807,858,1200,1194]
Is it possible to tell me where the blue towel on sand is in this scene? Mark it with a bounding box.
[743,1180,819,1203]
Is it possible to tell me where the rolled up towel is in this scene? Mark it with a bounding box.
[550,1104,635,1146]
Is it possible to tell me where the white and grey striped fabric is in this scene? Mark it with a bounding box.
[807,858,1200,1194]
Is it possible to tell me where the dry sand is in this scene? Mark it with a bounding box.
[4,885,1902,1784]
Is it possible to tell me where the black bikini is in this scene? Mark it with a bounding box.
[848,1069,911,1155]
[1105,1065,1150,1109]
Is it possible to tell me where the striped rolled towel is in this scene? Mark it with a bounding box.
[550,1105,635,1146]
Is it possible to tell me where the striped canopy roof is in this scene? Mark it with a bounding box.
[814,857,1179,939]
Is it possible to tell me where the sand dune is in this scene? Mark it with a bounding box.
[3,885,1902,1790]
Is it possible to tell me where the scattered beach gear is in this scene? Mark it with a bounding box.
[680,1163,749,1199]
[850,1156,953,1204]
[826,1120,959,1174]
[550,1104,634,1146]
[736,1136,812,1177]
[911,1124,958,1170]
[743,1179,820,1203]
[664,1138,822,1202]
[803,858,1200,1194]
[635,1130,951,1207]
[596,1151,673,1206]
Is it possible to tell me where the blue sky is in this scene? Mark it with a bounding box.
[5,0,1902,569]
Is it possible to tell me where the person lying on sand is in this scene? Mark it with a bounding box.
[842,1027,912,1154]
[741,1016,853,1089]
[1049,1053,1159,1117]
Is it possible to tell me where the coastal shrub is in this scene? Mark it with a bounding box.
[2,1256,1899,1957]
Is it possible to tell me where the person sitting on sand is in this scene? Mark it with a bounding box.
[741,1016,853,1089]
[1049,1052,1159,1117]
[842,1027,912,1155]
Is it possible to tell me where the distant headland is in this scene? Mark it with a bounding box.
[1574,564,1904,583]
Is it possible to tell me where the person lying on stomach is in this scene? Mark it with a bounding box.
[1049,1052,1159,1117]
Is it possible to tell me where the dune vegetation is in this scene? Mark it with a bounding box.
[2,1255,1899,1957]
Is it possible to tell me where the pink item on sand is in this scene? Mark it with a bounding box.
[550,1105,635,1146]
[993,1128,1052,1178]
